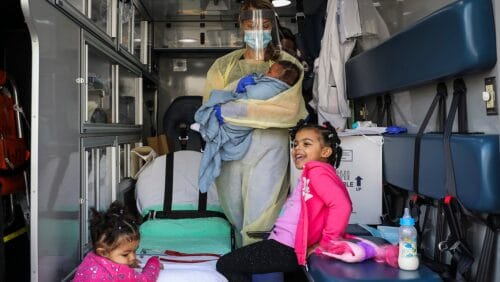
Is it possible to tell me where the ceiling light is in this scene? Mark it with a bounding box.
[272,0,291,8]
[178,38,197,43]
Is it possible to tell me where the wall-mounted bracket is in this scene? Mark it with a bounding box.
[484,77,497,116]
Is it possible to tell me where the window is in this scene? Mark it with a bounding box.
[83,35,142,128]
[81,138,118,256]
[86,45,114,124]
[118,66,138,124]
[120,0,134,51]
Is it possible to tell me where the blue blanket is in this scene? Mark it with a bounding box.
[195,75,289,193]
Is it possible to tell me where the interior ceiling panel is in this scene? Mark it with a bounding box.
[142,0,297,21]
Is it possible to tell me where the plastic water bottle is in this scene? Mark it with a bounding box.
[398,208,419,270]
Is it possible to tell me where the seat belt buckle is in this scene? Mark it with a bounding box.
[444,195,453,205]
[438,237,460,252]
[410,194,419,204]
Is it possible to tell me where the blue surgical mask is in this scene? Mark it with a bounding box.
[244,30,273,50]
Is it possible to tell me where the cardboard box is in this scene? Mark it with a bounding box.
[146,134,172,156]
[290,135,383,224]
[130,146,158,179]
[337,135,383,224]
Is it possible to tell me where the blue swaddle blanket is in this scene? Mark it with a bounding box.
[195,74,290,193]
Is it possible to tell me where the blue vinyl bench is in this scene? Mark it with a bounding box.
[308,254,441,282]
[345,0,495,99]
[383,134,500,213]
[307,0,496,280]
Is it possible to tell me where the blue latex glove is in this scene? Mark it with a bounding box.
[214,104,224,125]
[385,126,407,134]
[235,74,256,94]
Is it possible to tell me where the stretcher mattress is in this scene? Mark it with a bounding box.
[135,151,220,214]
[139,255,227,282]
[136,150,232,280]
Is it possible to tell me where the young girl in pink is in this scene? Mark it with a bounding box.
[216,121,352,281]
[73,202,161,282]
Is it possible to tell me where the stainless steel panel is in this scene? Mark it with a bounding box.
[87,44,114,124]
[364,70,500,135]
[142,83,157,137]
[89,0,114,36]
[82,123,142,134]
[120,0,133,52]
[29,1,82,281]
[141,0,297,20]
[118,65,138,124]
[65,0,85,13]
[116,134,141,144]
[155,21,242,49]
[157,55,216,132]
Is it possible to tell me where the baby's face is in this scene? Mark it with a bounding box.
[106,239,139,266]
[266,63,284,79]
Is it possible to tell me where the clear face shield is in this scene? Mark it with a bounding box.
[240,9,281,61]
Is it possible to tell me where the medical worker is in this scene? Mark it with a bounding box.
[203,0,307,246]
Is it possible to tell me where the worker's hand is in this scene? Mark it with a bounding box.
[214,104,224,125]
[235,74,256,94]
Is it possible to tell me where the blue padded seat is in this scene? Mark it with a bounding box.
[383,134,500,213]
[345,0,496,99]
[252,272,284,282]
[308,254,441,282]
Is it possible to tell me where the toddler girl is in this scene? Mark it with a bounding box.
[73,201,161,281]
[216,120,352,281]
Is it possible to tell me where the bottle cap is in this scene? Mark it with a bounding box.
[400,208,415,226]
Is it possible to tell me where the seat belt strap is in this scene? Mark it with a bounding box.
[443,79,465,200]
[163,153,174,212]
[384,94,393,126]
[413,83,447,195]
[376,94,393,127]
[441,78,474,278]
[475,225,496,282]
[198,191,207,212]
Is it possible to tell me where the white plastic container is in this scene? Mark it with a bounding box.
[398,208,419,270]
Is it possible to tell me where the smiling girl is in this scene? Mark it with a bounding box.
[216,121,352,281]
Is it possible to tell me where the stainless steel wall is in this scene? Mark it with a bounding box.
[26,0,82,281]
[157,54,218,133]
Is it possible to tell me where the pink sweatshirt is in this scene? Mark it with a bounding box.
[73,252,161,282]
[294,161,352,265]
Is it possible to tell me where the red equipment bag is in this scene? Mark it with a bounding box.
[0,70,29,195]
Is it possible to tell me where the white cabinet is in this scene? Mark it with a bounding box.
[82,33,142,129]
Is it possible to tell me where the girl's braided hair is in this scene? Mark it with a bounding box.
[90,201,140,252]
[290,119,343,168]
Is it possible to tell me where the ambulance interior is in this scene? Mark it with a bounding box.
[0,0,499,281]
